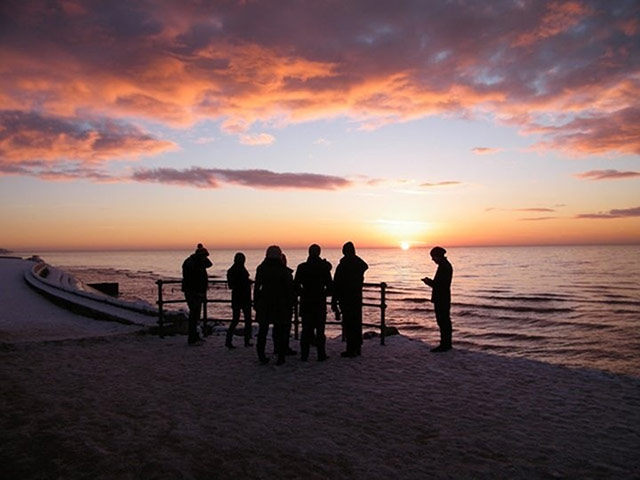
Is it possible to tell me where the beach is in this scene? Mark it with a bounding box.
[1,257,639,479]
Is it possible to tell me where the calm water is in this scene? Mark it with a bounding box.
[20,246,640,377]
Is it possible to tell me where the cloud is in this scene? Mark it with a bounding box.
[575,169,640,180]
[419,181,462,188]
[472,147,502,155]
[515,208,556,213]
[239,133,275,146]
[518,216,560,221]
[0,0,638,158]
[0,111,176,169]
[531,108,640,156]
[131,167,352,190]
[576,206,640,219]
[487,206,558,213]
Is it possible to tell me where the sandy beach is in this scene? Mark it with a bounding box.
[1,258,639,479]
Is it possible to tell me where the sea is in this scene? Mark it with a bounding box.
[18,245,640,377]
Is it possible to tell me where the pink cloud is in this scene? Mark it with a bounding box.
[575,169,640,180]
[419,181,462,187]
[472,147,502,155]
[0,0,637,161]
[531,108,640,156]
[131,167,352,190]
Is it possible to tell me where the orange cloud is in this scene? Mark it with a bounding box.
[0,111,176,166]
[0,0,637,163]
[513,1,591,47]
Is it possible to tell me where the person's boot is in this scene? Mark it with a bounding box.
[300,342,310,362]
[317,338,328,361]
[257,342,269,364]
[225,329,235,349]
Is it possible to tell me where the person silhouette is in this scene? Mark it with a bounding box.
[225,252,253,349]
[422,246,453,352]
[181,243,212,345]
[294,244,332,361]
[253,246,295,365]
[332,241,368,357]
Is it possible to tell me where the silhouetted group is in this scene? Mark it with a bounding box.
[181,241,371,363]
[182,242,453,359]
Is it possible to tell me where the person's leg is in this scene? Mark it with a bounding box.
[273,323,288,365]
[433,303,452,351]
[316,311,328,361]
[185,293,202,344]
[226,306,240,348]
[341,307,357,357]
[242,304,253,346]
[256,321,270,363]
[300,316,312,361]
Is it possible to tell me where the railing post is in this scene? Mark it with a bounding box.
[380,282,387,346]
[156,280,164,339]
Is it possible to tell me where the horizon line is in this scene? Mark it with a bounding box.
[6,241,640,253]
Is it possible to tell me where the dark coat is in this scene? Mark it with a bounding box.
[294,257,332,314]
[226,263,251,307]
[181,253,212,294]
[253,258,294,325]
[333,254,368,307]
[430,258,453,305]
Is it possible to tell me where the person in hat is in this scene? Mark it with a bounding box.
[294,244,333,361]
[422,246,454,352]
[253,245,295,365]
[225,252,253,349]
[181,243,213,345]
[332,241,368,358]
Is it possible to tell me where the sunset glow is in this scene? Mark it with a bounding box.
[0,0,638,251]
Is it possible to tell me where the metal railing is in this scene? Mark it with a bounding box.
[156,279,388,345]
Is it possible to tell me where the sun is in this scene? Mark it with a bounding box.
[400,241,411,250]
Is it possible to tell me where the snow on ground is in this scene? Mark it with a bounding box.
[0,258,141,343]
[1,258,639,479]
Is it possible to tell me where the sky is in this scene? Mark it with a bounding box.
[1,0,639,251]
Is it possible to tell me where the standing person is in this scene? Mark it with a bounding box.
[253,245,294,365]
[225,252,253,349]
[422,246,454,352]
[181,243,212,345]
[332,241,368,358]
[295,244,332,361]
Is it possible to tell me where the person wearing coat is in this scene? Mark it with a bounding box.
[294,244,332,361]
[332,241,368,358]
[422,246,454,352]
[226,252,253,348]
[181,243,212,345]
[253,245,295,365]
